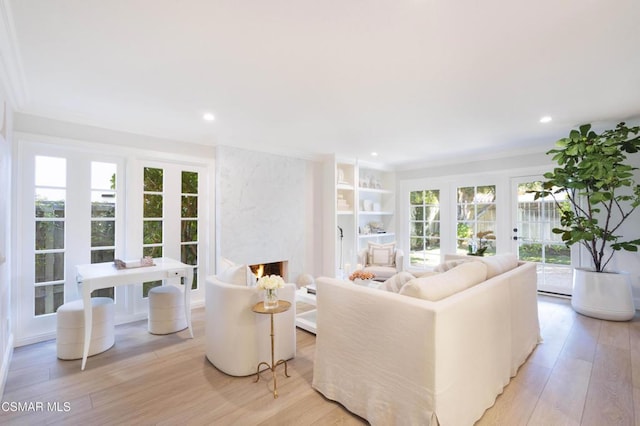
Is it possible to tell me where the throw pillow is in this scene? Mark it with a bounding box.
[382,271,417,293]
[433,258,475,273]
[367,241,396,266]
[479,253,518,279]
[399,261,488,301]
[220,264,254,286]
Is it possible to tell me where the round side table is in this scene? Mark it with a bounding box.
[252,300,292,398]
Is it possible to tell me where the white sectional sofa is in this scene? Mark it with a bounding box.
[312,254,540,425]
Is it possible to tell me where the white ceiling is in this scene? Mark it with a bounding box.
[5,0,640,167]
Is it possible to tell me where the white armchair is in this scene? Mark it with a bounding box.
[357,243,404,281]
[205,275,296,376]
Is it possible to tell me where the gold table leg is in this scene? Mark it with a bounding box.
[254,312,290,398]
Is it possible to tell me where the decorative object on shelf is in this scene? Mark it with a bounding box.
[530,122,640,320]
[337,225,344,274]
[337,193,350,211]
[363,199,373,211]
[113,256,155,269]
[349,270,375,286]
[337,167,346,184]
[467,231,495,256]
[257,274,285,309]
[368,221,385,234]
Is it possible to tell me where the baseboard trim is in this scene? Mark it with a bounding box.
[0,332,14,400]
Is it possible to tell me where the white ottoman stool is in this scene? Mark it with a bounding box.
[148,285,187,335]
[56,297,115,360]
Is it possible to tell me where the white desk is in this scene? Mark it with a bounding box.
[75,257,194,370]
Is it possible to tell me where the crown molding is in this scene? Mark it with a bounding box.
[0,0,28,108]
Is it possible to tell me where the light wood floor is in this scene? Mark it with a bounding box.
[2,296,639,425]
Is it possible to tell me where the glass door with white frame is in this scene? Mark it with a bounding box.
[512,176,573,295]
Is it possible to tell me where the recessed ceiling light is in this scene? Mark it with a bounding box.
[540,116,552,123]
[203,113,215,121]
[371,152,378,157]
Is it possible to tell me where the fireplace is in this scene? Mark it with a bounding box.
[249,261,288,281]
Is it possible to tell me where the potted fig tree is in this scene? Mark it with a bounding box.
[533,122,640,320]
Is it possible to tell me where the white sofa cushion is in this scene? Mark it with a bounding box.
[479,253,518,279]
[220,264,255,286]
[382,271,416,293]
[399,261,488,301]
[368,241,396,266]
[433,258,474,273]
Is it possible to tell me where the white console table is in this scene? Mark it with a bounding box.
[75,257,194,370]
[295,286,317,334]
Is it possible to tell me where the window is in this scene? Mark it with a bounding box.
[181,171,199,289]
[34,156,66,316]
[142,167,164,296]
[91,162,117,298]
[409,189,440,267]
[456,185,496,255]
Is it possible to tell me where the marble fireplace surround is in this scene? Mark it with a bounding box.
[216,145,318,283]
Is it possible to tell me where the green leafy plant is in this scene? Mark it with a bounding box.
[532,122,640,272]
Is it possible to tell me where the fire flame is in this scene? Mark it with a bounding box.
[255,264,264,279]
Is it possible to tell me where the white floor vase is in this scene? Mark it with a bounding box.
[571,268,636,321]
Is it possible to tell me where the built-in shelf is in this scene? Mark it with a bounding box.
[325,158,396,277]
[359,232,396,239]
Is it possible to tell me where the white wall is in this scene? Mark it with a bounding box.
[0,94,13,399]
[215,145,322,283]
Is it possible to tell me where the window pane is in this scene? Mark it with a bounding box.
[91,220,115,247]
[143,221,163,244]
[477,204,496,221]
[181,243,197,265]
[91,162,117,190]
[182,171,198,194]
[35,221,64,250]
[92,288,114,299]
[424,206,440,221]
[143,281,162,298]
[409,189,440,267]
[476,186,496,202]
[35,156,65,187]
[181,220,198,242]
[35,253,64,283]
[91,249,114,264]
[410,222,424,237]
[35,284,64,316]
[411,206,423,221]
[410,191,423,205]
[35,189,65,218]
[144,167,163,192]
[91,192,116,217]
[143,246,162,258]
[181,195,198,218]
[144,194,163,218]
[457,187,475,203]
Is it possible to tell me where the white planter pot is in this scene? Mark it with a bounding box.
[571,268,636,321]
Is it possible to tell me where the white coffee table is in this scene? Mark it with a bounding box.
[295,286,317,334]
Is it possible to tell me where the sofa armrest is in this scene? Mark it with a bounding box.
[395,249,404,272]
[313,277,438,424]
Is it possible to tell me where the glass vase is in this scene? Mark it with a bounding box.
[263,288,279,309]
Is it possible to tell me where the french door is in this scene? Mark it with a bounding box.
[17,142,125,343]
[511,176,573,295]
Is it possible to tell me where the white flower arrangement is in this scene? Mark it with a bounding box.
[256,274,285,290]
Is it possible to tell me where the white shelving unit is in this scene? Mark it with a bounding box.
[357,165,396,254]
[322,157,396,278]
